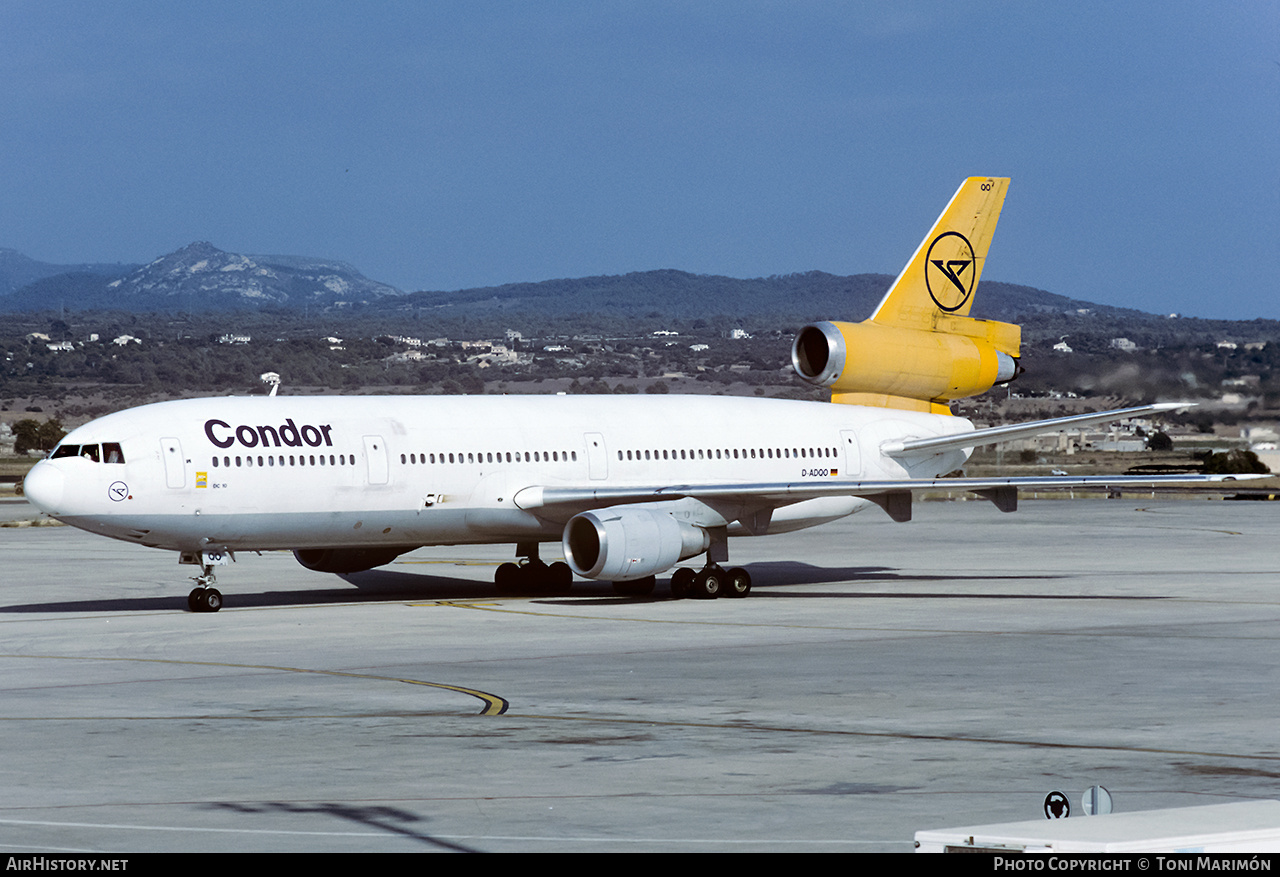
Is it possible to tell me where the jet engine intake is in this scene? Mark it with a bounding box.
[562,508,710,581]
[292,547,407,574]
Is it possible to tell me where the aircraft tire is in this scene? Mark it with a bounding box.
[670,568,695,599]
[203,588,223,612]
[692,569,722,599]
[495,562,521,593]
[724,567,752,598]
[547,561,574,593]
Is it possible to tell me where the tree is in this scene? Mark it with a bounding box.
[13,418,65,455]
[1199,449,1270,475]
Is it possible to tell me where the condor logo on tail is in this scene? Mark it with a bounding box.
[924,231,976,313]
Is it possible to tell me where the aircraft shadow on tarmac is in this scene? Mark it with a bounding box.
[0,561,1164,614]
[206,801,478,853]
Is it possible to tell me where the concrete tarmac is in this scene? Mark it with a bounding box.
[1,496,1278,853]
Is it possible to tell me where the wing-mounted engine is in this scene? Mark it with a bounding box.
[562,508,710,582]
[792,317,1020,413]
[792,176,1022,414]
[293,547,408,574]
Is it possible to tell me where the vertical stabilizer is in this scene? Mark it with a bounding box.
[870,177,1009,329]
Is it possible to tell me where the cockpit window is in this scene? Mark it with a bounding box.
[48,442,126,464]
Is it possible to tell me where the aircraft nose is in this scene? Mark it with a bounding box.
[22,461,64,514]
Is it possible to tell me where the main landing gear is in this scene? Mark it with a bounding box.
[669,564,752,600]
[187,564,223,613]
[667,527,751,599]
[495,542,573,595]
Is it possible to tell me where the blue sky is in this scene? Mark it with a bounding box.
[2,1,1277,319]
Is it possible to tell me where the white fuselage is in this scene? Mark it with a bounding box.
[23,394,973,555]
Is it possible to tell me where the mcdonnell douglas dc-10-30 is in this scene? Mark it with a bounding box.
[22,178,1239,611]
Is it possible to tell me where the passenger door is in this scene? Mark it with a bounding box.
[363,435,388,485]
[160,437,185,489]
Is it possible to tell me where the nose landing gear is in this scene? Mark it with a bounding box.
[188,585,223,612]
[180,549,230,612]
[188,564,223,612]
[186,568,224,609]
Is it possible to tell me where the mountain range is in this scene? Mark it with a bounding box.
[0,241,1184,325]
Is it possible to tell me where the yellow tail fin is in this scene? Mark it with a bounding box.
[870,177,1009,328]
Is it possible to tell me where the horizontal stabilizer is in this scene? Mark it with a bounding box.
[882,403,1191,458]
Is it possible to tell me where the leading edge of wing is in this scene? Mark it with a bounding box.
[882,402,1192,458]
[514,472,1261,513]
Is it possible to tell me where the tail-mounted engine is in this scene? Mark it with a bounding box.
[792,318,1021,414]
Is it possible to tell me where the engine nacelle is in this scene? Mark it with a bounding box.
[293,547,407,574]
[562,508,710,582]
[791,319,1020,411]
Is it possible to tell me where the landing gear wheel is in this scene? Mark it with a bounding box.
[496,559,573,595]
[523,561,555,594]
[547,561,574,594]
[724,567,752,598]
[692,568,723,599]
[495,562,521,593]
[188,587,222,612]
[670,568,695,599]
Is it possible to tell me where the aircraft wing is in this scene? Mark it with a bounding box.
[514,473,1262,523]
[516,401,1234,509]
[513,400,1267,526]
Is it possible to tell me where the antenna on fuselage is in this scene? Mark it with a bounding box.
[260,371,281,397]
